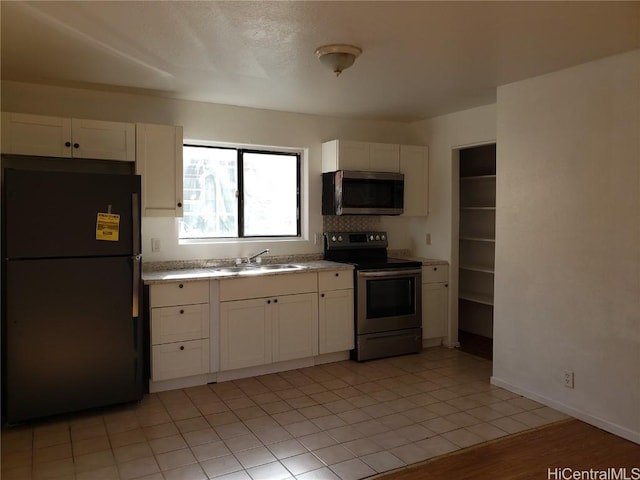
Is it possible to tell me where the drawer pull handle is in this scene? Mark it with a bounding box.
[267,300,271,304]
[274,299,278,303]
[179,284,184,289]
[335,273,339,277]
[180,309,184,314]
[434,267,438,271]
[180,345,184,351]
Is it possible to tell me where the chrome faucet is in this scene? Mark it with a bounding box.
[246,248,270,265]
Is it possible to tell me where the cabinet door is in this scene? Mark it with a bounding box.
[1,112,72,157]
[370,143,400,172]
[338,140,370,171]
[71,118,135,161]
[272,293,318,362]
[220,298,271,370]
[423,283,448,339]
[318,289,354,354]
[400,145,429,216]
[136,123,184,217]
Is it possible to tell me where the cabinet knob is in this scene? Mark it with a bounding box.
[180,309,184,314]
[267,300,271,304]
[335,273,339,277]
[177,202,183,208]
[321,293,325,298]
[445,284,449,287]
[180,345,184,351]
[65,141,71,147]
[433,267,438,271]
[73,143,79,148]
[179,284,184,289]
[274,298,278,303]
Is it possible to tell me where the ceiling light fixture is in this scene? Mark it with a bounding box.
[315,44,362,77]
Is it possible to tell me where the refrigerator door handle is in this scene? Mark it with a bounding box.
[132,193,141,318]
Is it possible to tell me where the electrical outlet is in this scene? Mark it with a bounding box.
[563,370,574,388]
[425,233,431,245]
[151,238,161,252]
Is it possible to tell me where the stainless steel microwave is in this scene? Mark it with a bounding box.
[322,170,404,215]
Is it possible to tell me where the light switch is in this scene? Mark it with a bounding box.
[151,238,161,252]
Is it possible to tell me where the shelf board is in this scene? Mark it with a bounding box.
[460,206,496,210]
[459,291,494,306]
[460,264,495,274]
[459,236,495,243]
[460,174,496,181]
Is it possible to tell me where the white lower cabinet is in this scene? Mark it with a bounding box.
[219,273,319,372]
[272,293,318,362]
[220,298,271,371]
[422,265,449,340]
[318,270,354,354]
[149,281,210,381]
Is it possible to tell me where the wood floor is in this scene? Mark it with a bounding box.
[375,419,640,480]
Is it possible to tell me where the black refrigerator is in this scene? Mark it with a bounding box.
[2,167,144,424]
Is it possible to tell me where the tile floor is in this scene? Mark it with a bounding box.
[1,347,570,480]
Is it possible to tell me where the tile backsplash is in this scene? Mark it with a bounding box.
[322,216,381,232]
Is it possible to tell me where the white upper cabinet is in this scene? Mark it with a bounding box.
[136,123,184,217]
[400,145,429,216]
[322,140,399,172]
[369,142,400,172]
[1,112,135,161]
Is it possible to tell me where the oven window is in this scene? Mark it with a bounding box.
[366,276,416,318]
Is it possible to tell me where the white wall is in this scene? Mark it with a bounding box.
[407,104,496,346]
[1,81,423,262]
[493,50,640,443]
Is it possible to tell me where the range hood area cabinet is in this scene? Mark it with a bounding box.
[136,123,184,217]
[1,112,135,161]
[321,139,429,216]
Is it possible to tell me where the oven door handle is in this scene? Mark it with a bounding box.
[357,268,422,278]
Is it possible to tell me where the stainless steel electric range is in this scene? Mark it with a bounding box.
[324,231,423,361]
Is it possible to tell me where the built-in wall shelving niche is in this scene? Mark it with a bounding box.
[458,143,496,340]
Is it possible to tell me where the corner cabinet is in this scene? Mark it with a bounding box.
[135,123,184,217]
[458,144,496,338]
[318,270,354,354]
[1,112,135,161]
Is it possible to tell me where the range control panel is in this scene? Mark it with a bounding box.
[324,231,388,250]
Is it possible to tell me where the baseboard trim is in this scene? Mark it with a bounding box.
[490,376,640,444]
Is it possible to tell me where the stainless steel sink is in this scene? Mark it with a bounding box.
[213,264,307,276]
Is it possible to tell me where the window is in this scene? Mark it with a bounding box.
[180,144,301,239]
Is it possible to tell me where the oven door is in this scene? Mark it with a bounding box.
[356,268,422,335]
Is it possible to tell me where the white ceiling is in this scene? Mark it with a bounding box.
[2,1,639,122]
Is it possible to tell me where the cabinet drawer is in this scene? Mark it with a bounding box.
[151,304,209,345]
[318,270,353,291]
[220,272,317,302]
[423,265,449,283]
[151,339,209,381]
[150,281,209,307]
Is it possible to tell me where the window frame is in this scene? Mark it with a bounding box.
[181,143,302,240]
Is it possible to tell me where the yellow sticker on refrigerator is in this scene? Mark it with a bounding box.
[96,213,120,241]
